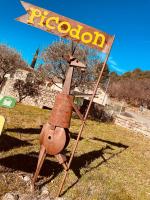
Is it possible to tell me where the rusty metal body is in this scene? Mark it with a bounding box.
[39,93,74,156]
[39,124,67,155]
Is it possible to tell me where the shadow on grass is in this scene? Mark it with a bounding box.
[0,148,108,186]
[0,152,62,177]
[5,128,84,141]
[0,134,32,152]
[91,137,129,149]
[71,145,112,178]
[5,128,41,135]
[0,137,128,195]
[61,140,128,196]
[70,132,84,141]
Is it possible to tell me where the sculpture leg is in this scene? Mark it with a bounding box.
[32,145,46,185]
[55,154,68,171]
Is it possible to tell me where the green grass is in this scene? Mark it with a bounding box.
[0,103,150,200]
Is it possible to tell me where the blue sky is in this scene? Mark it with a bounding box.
[0,0,150,74]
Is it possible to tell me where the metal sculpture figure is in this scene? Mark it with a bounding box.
[32,37,115,198]
[32,54,86,185]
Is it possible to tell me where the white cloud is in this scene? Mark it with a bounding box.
[109,60,118,66]
[108,57,125,73]
[110,65,125,73]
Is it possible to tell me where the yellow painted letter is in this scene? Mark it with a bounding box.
[27,8,42,24]
[92,32,106,48]
[46,17,59,30]
[81,32,93,44]
[58,21,71,34]
[69,25,83,40]
[38,11,48,27]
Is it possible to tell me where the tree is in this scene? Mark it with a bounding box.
[110,72,118,77]
[41,40,109,91]
[131,68,142,78]
[13,80,39,102]
[13,71,44,102]
[30,48,40,69]
[0,45,27,89]
[122,71,131,78]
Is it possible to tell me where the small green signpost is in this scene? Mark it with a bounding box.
[0,96,16,108]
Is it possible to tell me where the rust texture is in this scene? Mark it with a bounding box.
[49,94,74,128]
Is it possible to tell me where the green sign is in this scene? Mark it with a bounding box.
[0,96,16,108]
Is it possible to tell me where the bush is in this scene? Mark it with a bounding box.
[79,99,113,122]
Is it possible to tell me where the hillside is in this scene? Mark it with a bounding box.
[109,69,150,108]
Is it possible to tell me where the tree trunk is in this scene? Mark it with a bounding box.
[0,76,7,93]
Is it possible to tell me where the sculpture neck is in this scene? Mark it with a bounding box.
[62,66,74,95]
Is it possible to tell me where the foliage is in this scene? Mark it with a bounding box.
[79,99,113,122]
[121,68,150,79]
[0,45,27,89]
[13,71,44,102]
[41,40,109,91]
[13,80,39,102]
[109,68,150,108]
[30,48,40,69]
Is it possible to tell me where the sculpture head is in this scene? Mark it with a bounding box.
[64,55,87,72]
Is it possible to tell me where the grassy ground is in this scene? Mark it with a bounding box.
[0,104,150,200]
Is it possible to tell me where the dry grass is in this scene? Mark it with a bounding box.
[0,103,150,200]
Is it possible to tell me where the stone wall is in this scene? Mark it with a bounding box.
[74,87,109,106]
[0,69,58,108]
[115,115,150,137]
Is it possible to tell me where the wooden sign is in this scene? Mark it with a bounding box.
[0,115,5,135]
[16,1,113,53]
